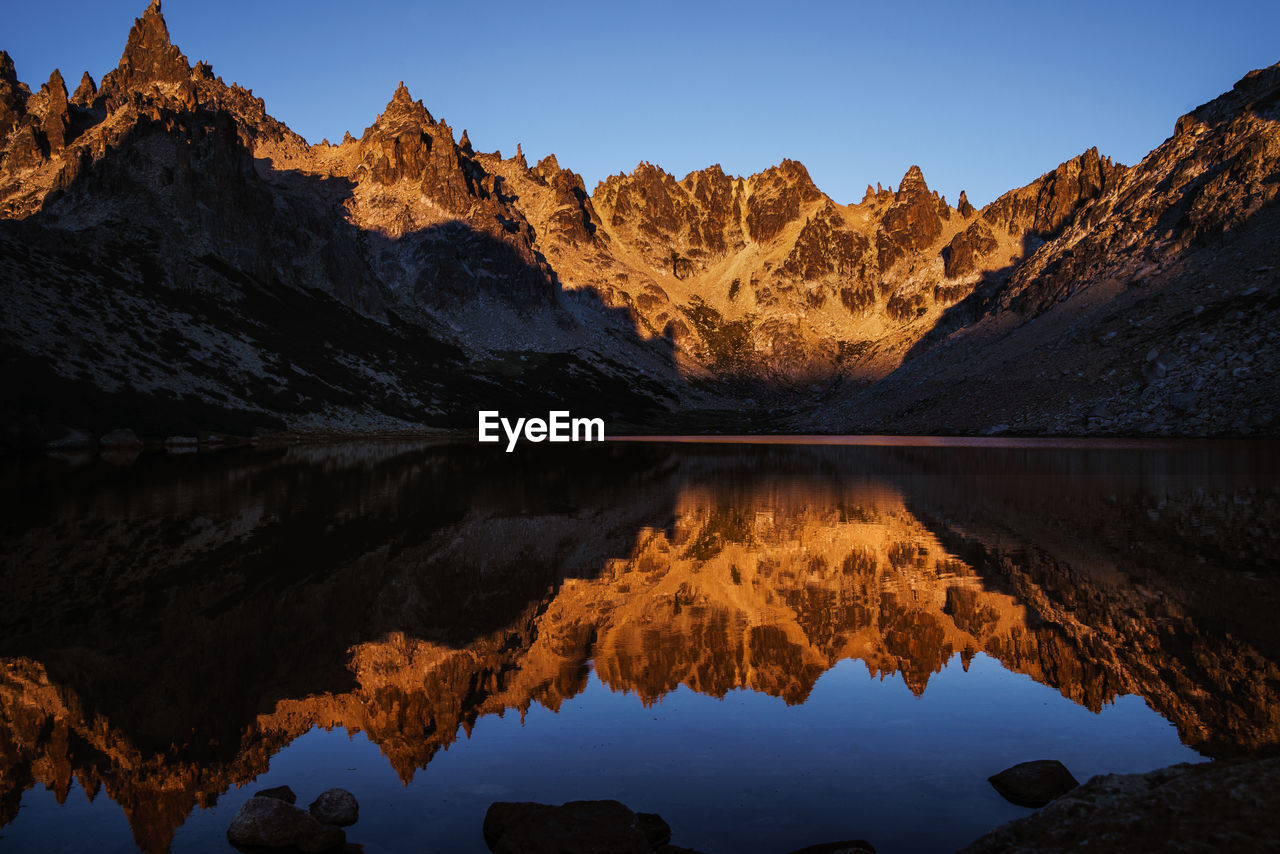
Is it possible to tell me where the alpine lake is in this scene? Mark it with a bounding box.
[2,437,1277,853]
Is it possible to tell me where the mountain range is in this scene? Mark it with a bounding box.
[2,0,1278,445]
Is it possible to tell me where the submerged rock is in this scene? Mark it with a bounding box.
[309,788,359,826]
[99,428,143,449]
[226,795,344,851]
[988,759,1080,807]
[483,800,661,854]
[787,841,876,853]
[45,428,96,450]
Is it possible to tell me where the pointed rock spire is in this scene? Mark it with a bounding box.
[458,128,473,154]
[42,68,68,100]
[862,183,876,204]
[515,142,527,169]
[537,153,561,174]
[957,190,975,218]
[41,69,70,153]
[71,71,97,106]
[0,50,30,137]
[896,164,929,201]
[101,0,190,102]
[376,80,433,127]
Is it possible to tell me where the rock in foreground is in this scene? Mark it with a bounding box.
[963,757,1280,852]
[254,785,297,804]
[226,795,345,852]
[787,841,876,853]
[483,800,697,854]
[309,788,359,826]
[987,759,1080,807]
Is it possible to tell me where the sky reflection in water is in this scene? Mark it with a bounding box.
[1,439,1276,853]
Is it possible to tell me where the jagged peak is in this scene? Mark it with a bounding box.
[0,50,17,85]
[683,162,728,181]
[957,190,975,218]
[895,164,929,200]
[1175,61,1280,135]
[72,71,97,104]
[41,68,67,100]
[458,128,472,154]
[367,80,434,133]
[515,142,527,169]
[536,153,561,174]
[101,0,190,98]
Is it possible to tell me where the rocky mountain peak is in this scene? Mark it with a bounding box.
[957,190,974,218]
[41,68,67,101]
[877,164,946,269]
[39,69,70,153]
[1175,62,1280,136]
[100,0,190,101]
[0,50,30,138]
[760,158,821,199]
[0,50,18,88]
[71,71,97,106]
[374,81,434,129]
[895,164,930,201]
[535,153,561,175]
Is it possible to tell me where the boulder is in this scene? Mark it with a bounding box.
[636,812,670,847]
[483,800,656,854]
[226,795,344,851]
[787,842,876,854]
[964,758,1280,852]
[988,759,1080,807]
[100,428,143,449]
[254,785,297,804]
[46,428,97,450]
[309,788,359,826]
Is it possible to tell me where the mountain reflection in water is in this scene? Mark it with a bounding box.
[1,439,1278,853]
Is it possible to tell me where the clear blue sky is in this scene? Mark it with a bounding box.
[5,1,1279,207]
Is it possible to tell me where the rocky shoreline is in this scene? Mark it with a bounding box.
[221,756,1280,853]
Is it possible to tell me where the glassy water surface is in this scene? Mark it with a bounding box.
[2,439,1278,853]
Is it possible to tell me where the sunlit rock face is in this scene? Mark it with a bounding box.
[3,3,1275,438]
[1,442,1278,850]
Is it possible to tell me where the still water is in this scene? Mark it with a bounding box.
[2,439,1278,853]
